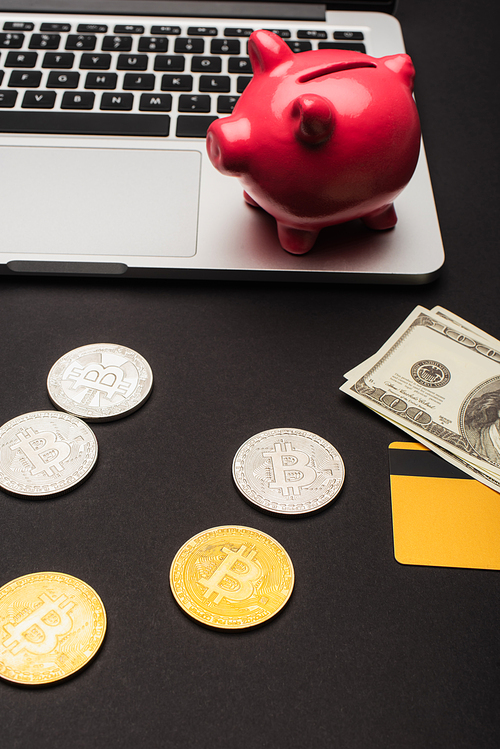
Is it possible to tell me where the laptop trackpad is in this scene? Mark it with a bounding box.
[0,146,200,258]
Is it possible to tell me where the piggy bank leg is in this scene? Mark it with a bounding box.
[362,203,398,231]
[244,192,318,253]
[277,223,319,255]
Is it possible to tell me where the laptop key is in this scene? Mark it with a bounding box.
[224,28,253,37]
[237,76,252,93]
[66,35,97,51]
[77,24,108,34]
[22,90,57,108]
[117,54,148,71]
[47,71,80,88]
[150,26,181,35]
[8,70,42,87]
[100,93,134,110]
[217,95,239,113]
[191,56,221,73]
[114,25,145,34]
[102,36,133,52]
[176,115,218,137]
[0,110,170,136]
[318,42,366,52]
[84,72,117,89]
[286,41,312,53]
[154,55,185,72]
[123,73,155,90]
[40,23,71,32]
[0,72,3,86]
[80,54,111,70]
[211,39,240,54]
[187,27,218,36]
[138,37,168,53]
[179,94,211,112]
[139,93,172,111]
[0,90,18,107]
[199,75,230,93]
[43,52,75,68]
[5,51,38,67]
[29,34,61,50]
[0,33,24,48]
[174,37,205,54]
[334,31,364,40]
[228,57,252,73]
[174,38,204,54]
[297,30,327,39]
[61,91,95,109]
[3,23,33,32]
[265,29,291,38]
[161,74,193,91]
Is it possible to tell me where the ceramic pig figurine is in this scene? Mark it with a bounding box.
[206,30,421,254]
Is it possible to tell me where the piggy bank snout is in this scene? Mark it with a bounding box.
[206,128,222,168]
[207,118,251,176]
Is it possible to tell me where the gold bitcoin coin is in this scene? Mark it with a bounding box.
[0,571,106,685]
[170,525,294,629]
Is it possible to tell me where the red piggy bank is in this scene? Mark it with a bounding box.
[206,29,421,254]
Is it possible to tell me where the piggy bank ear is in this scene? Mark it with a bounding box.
[292,94,335,145]
[382,54,416,92]
[248,29,294,75]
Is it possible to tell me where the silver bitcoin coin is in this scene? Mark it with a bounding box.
[0,411,98,497]
[232,428,345,515]
[47,343,153,421]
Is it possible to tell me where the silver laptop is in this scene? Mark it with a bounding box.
[0,0,444,282]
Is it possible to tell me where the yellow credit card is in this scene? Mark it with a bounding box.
[389,441,500,570]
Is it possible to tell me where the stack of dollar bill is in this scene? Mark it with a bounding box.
[340,306,500,493]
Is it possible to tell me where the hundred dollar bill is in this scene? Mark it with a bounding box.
[344,306,498,386]
[364,400,500,492]
[340,306,500,483]
[343,305,500,490]
[431,306,500,347]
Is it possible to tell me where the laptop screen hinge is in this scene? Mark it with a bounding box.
[0,2,329,22]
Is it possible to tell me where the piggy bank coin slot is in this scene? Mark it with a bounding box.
[298,60,376,84]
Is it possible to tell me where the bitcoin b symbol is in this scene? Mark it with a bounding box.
[198,545,261,604]
[2,593,75,655]
[10,427,71,477]
[64,361,134,404]
[263,441,317,496]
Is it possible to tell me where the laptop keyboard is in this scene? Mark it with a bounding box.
[0,14,366,138]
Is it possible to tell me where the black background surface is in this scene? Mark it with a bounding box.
[1,1,499,747]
